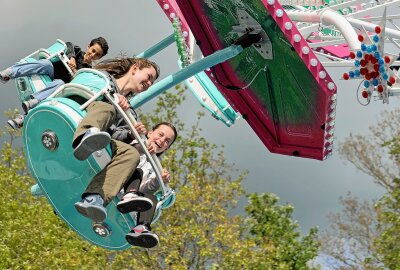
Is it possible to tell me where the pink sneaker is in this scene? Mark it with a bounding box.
[126,224,159,248]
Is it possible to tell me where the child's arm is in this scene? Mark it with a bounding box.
[65,42,80,59]
[109,107,145,144]
[65,42,81,72]
[139,169,170,194]
[110,124,131,143]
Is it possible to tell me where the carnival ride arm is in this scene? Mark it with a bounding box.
[286,8,360,50]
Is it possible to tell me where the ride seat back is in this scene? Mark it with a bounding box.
[15,39,72,102]
[50,68,110,102]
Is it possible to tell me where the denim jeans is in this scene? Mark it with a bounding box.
[10,59,54,79]
[32,79,65,101]
[74,101,141,205]
[11,59,65,102]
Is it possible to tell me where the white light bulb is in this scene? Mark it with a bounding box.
[284,22,292,30]
[310,58,318,66]
[302,46,310,54]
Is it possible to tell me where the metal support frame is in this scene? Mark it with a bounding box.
[130,44,244,108]
[137,34,175,58]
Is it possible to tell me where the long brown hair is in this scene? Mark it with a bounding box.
[94,57,160,79]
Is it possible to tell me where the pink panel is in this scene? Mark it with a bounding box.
[156,0,337,160]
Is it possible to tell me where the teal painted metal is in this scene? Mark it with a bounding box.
[15,40,68,101]
[70,69,108,93]
[23,98,134,250]
[15,58,53,102]
[17,65,135,249]
[137,34,175,58]
[130,44,243,108]
[16,63,175,249]
[46,39,69,62]
[185,69,239,126]
[135,32,239,126]
[30,183,44,198]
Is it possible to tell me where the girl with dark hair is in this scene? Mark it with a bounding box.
[113,121,178,248]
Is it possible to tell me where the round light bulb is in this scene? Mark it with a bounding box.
[319,71,327,79]
[302,46,310,54]
[327,82,335,90]
[276,9,283,17]
[284,22,292,30]
[310,58,318,66]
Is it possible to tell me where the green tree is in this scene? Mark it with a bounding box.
[321,108,400,269]
[374,178,400,270]
[0,111,109,269]
[241,193,320,270]
[109,87,319,269]
[1,88,319,269]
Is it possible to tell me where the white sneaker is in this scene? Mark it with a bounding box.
[74,194,107,223]
[73,127,111,161]
[7,114,25,130]
[22,98,39,114]
[117,192,153,213]
[0,68,11,84]
[126,224,159,248]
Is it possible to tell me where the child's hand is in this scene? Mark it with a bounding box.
[147,141,158,155]
[68,57,77,73]
[161,169,170,184]
[133,122,147,136]
[116,94,130,111]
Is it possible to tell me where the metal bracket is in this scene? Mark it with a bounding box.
[232,9,272,60]
[92,222,112,237]
[41,130,59,151]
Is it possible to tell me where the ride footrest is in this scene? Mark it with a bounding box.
[30,184,45,198]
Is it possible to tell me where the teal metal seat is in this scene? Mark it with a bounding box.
[23,97,132,249]
[24,69,175,249]
[14,39,72,102]
[50,68,109,100]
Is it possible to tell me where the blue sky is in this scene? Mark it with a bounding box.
[0,0,396,251]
